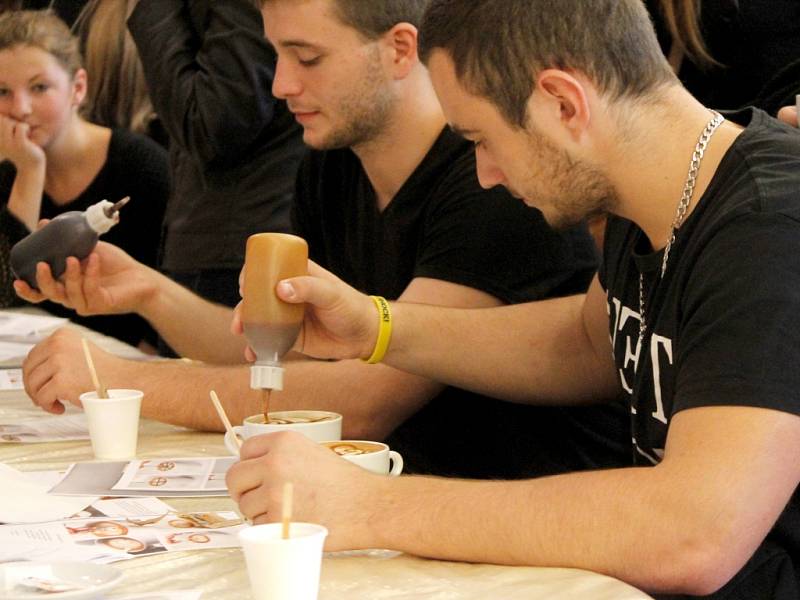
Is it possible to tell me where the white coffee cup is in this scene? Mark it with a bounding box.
[238,522,328,600]
[225,410,342,455]
[321,440,403,476]
[80,389,143,460]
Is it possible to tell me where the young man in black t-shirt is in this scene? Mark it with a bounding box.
[225,1,800,598]
[17,0,629,479]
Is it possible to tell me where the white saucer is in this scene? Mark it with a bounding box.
[0,561,123,599]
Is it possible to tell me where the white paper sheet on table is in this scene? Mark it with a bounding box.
[0,341,35,366]
[50,457,235,497]
[0,463,97,524]
[114,593,202,600]
[0,368,23,391]
[112,458,221,492]
[0,310,67,341]
[87,497,175,520]
[0,512,245,564]
[0,412,89,443]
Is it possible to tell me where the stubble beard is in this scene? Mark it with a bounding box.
[314,48,396,151]
[524,129,618,230]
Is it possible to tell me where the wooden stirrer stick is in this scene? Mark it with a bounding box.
[81,337,108,398]
[281,482,293,540]
[210,390,241,450]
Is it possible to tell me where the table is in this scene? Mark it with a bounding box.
[0,321,653,599]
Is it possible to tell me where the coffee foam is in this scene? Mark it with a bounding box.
[264,415,334,425]
[323,441,382,456]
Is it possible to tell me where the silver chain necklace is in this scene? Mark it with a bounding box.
[638,110,724,345]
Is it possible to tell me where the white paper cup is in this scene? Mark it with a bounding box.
[238,522,328,600]
[225,411,342,455]
[320,440,403,476]
[80,389,142,460]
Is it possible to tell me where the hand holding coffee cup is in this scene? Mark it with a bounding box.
[321,441,403,476]
[224,410,342,455]
[228,430,385,548]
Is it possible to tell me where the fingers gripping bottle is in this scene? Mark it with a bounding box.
[242,233,308,396]
[10,197,129,289]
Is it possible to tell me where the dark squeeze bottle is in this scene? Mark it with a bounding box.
[10,197,129,289]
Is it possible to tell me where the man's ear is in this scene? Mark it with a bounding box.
[383,22,419,80]
[531,69,591,142]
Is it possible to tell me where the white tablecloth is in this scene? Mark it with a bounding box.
[0,319,653,599]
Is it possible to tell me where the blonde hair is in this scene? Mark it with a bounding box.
[75,0,155,134]
[0,9,82,76]
[658,0,719,68]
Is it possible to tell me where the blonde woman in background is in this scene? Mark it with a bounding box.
[0,10,168,346]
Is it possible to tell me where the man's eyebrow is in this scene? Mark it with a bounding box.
[449,125,480,138]
[278,39,326,52]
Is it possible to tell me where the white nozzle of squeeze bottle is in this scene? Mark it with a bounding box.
[85,200,120,234]
[250,363,285,391]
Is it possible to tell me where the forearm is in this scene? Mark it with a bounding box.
[125,355,439,438]
[383,294,618,405]
[365,467,731,596]
[6,161,44,231]
[270,359,441,440]
[139,269,246,362]
[113,359,253,430]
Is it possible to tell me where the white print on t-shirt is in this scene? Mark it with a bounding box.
[609,295,675,463]
[609,297,642,394]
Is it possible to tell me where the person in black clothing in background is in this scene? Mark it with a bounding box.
[127,0,306,314]
[18,0,631,480]
[0,9,167,348]
[648,0,800,124]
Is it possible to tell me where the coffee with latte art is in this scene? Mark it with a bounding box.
[225,411,343,454]
[323,441,382,456]
[249,414,336,425]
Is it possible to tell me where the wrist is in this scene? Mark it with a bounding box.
[361,296,392,364]
[9,149,46,174]
[137,266,167,321]
[361,474,398,549]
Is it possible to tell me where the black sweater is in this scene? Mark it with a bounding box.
[128,0,307,273]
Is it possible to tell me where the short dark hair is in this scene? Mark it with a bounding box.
[262,0,430,39]
[419,0,677,128]
[330,0,430,38]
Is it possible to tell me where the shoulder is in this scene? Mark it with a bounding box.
[105,129,169,187]
[100,130,170,208]
[703,109,800,223]
[108,128,168,164]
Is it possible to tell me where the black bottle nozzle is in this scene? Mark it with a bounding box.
[103,196,130,218]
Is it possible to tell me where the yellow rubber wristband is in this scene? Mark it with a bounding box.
[363,296,392,364]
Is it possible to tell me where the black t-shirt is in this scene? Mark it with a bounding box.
[293,126,631,479]
[0,128,169,346]
[601,108,800,599]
